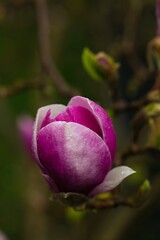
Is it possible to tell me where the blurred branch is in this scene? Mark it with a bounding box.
[0,81,43,99]
[87,197,133,210]
[34,0,79,97]
[113,99,147,112]
[122,1,143,47]
[122,1,145,73]
[121,145,160,161]
[113,90,160,112]
[120,0,150,93]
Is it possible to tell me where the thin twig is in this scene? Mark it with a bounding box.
[0,81,43,99]
[113,99,150,112]
[121,145,160,160]
[122,1,145,73]
[113,90,160,112]
[34,0,79,97]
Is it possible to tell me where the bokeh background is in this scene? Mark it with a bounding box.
[0,0,160,239]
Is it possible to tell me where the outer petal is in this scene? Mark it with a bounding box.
[68,96,116,161]
[33,104,66,161]
[37,122,111,194]
[89,166,136,196]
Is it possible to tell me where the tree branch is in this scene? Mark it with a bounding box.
[113,90,160,112]
[86,197,133,210]
[121,145,160,161]
[0,81,43,99]
[34,0,79,97]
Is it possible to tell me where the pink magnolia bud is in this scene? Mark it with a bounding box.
[33,96,135,196]
[82,48,119,82]
[17,115,34,157]
[0,231,8,240]
[95,52,119,79]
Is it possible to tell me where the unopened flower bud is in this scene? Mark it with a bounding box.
[82,48,119,82]
[147,37,160,72]
[32,96,135,206]
[17,115,34,157]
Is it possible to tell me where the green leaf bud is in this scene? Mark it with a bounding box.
[82,48,119,82]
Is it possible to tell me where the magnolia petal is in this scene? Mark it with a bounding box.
[53,105,103,137]
[37,121,111,194]
[33,104,66,161]
[68,96,116,161]
[89,166,136,196]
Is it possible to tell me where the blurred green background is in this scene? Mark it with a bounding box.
[0,0,160,239]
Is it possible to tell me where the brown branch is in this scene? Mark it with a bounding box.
[113,99,146,112]
[122,1,143,48]
[122,1,145,73]
[113,90,160,112]
[86,197,133,210]
[34,0,79,97]
[0,81,43,99]
[121,145,160,161]
[113,99,152,112]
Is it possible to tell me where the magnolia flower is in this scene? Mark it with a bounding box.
[33,96,135,196]
[17,115,34,157]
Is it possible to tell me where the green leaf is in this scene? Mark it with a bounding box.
[82,48,103,81]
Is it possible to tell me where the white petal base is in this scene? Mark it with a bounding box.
[89,166,136,196]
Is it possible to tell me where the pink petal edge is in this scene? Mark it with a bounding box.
[33,104,66,161]
[68,96,117,161]
[89,166,136,196]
